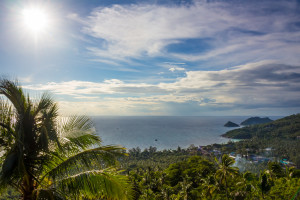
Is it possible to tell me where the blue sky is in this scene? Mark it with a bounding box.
[0,0,300,116]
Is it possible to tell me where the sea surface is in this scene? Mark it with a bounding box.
[92,116,280,150]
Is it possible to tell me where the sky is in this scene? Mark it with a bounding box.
[0,0,300,116]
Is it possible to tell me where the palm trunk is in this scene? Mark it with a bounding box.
[22,175,35,200]
[23,192,33,200]
[184,193,188,200]
[225,176,229,200]
[22,187,34,200]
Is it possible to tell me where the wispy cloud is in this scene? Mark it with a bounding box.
[69,1,300,67]
[169,67,185,72]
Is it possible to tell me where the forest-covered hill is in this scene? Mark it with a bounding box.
[240,117,273,125]
[222,114,300,139]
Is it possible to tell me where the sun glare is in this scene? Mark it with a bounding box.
[22,7,49,35]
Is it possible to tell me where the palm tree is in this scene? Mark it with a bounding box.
[200,175,218,199]
[268,162,284,179]
[0,79,131,199]
[179,176,192,200]
[215,154,239,200]
[259,171,272,199]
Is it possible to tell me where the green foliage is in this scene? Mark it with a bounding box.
[0,79,131,200]
[122,146,195,170]
[125,152,300,200]
[0,186,20,200]
[219,114,300,169]
[240,117,273,126]
[122,118,300,199]
[2,79,299,199]
[223,114,300,140]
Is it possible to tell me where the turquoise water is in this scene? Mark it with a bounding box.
[92,116,279,150]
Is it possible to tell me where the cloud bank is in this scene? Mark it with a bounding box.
[25,62,300,115]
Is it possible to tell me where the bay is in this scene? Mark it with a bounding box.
[92,116,277,150]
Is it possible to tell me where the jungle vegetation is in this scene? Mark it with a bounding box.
[125,154,300,200]
[223,114,300,140]
[221,114,300,168]
[1,79,299,200]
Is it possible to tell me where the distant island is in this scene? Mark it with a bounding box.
[222,114,300,139]
[240,116,273,126]
[224,121,239,127]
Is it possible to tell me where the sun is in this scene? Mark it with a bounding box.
[22,6,50,35]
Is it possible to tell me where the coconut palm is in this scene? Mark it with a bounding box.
[179,176,192,200]
[259,171,273,199]
[200,175,218,199]
[215,154,239,200]
[0,79,131,200]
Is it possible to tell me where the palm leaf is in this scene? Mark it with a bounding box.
[34,188,65,200]
[0,79,27,115]
[60,115,94,135]
[0,99,16,149]
[58,115,101,152]
[36,103,60,152]
[0,151,18,183]
[56,169,132,200]
[33,93,57,117]
[44,146,126,181]
[60,134,102,153]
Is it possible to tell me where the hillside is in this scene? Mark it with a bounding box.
[222,114,300,139]
[240,116,273,125]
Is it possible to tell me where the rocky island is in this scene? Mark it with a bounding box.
[224,121,240,127]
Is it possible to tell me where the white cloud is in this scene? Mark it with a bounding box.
[169,68,176,72]
[24,61,300,115]
[70,1,300,66]
[169,67,185,72]
[172,32,300,66]
[58,100,162,116]
[25,80,119,96]
[79,3,234,59]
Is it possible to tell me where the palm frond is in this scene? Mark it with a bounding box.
[34,188,66,200]
[60,115,94,136]
[58,115,101,151]
[37,103,60,151]
[0,100,16,148]
[0,151,18,182]
[221,154,235,167]
[38,126,50,152]
[0,98,17,149]
[33,92,57,117]
[56,169,132,200]
[44,146,126,181]
[0,79,27,115]
[0,147,24,189]
[61,134,102,153]
[0,98,14,123]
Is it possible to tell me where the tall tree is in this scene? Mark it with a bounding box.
[259,171,272,199]
[215,154,239,200]
[0,79,131,200]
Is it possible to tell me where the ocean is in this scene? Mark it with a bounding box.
[92,116,279,150]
